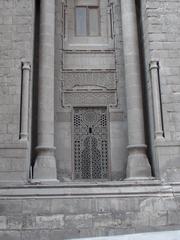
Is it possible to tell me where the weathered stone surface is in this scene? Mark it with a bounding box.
[7,215,23,230]
[0,0,180,239]
[51,198,96,214]
[21,230,50,240]
[0,231,21,240]
[0,216,7,229]
[0,0,32,182]
[65,214,93,229]
[0,200,22,214]
[22,199,51,214]
[22,214,36,230]
[0,188,178,238]
[36,215,64,229]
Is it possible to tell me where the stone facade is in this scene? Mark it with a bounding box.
[140,0,180,181]
[0,0,180,239]
[0,0,34,182]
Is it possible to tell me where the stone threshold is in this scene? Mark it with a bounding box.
[0,180,179,199]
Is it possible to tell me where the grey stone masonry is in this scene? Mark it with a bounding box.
[0,182,179,239]
[140,0,180,181]
[145,0,180,142]
[0,0,34,182]
[0,0,180,239]
[0,0,34,144]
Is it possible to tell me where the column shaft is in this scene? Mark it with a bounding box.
[149,61,164,141]
[33,0,57,181]
[121,0,151,178]
[20,62,31,141]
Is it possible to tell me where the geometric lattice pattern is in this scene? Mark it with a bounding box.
[74,107,109,179]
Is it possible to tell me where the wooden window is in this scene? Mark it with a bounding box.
[75,6,100,36]
[89,7,99,36]
[75,7,87,36]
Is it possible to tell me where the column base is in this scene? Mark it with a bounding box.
[30,179,59,185]
[20,132,28,141]
[126,144,152,179]
[33,146,58,182]
[125,177,155,181]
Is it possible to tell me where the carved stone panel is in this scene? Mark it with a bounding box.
[63,90,117,107]
[63,71,117,90]
[63,51,115,70]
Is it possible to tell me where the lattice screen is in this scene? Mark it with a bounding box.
[73,108,109,179]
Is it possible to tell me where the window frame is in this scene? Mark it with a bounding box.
[75,5,100,37]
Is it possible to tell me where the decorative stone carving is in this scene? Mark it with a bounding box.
[73,107,109,179]
[62,71,117,90]
[63,91,117,107]
[63,51,115,70]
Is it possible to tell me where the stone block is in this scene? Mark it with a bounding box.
[148,211,168,226]
[4,0,14,9]
[22,199,51,214]
[13,16,32,25]
[0,171,27,182]
[3,16,12,24]
[65,214,93,229]
[0,158,11,171]
[79,228,95,238]
[36,215,64,229]
[108,227,136,236]
[0,216,7,229]
[0,231,21,240]
[95,198,140,214]
[168,211,180,225]
[0,200,22,214]
[7,215,23,230]
[93,213,122,228]
[51,199,96,214]
[22,215,36,230]
[21,230,50,240]
[50,229,81,240]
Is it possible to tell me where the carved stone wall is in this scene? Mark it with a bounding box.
[60,0,118,108]
[55,0,127,180]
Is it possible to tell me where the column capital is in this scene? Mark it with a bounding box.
[149,61,159,71]
[22,62,31,71]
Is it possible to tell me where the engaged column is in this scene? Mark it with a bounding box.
[33,0,57,182]
[121,0,152,179]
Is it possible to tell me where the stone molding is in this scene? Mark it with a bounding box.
[0,181,178,199]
